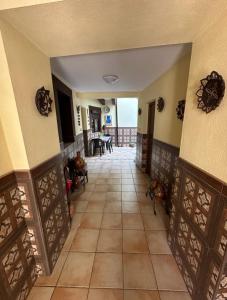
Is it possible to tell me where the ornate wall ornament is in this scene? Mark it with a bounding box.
[196,71,225,113]
[138,108,142,115]
[176,100,186,120]
[157,97,165,112]
[35,87,53,117]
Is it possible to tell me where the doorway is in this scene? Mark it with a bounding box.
[146,101,155,175]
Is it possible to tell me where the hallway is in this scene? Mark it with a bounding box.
[29,148,190,300]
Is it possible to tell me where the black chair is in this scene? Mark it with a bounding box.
[104,134,113,153]
[93,138,104,156]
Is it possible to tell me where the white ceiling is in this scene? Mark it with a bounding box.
[1,0,227,57]
[51,43,191,92]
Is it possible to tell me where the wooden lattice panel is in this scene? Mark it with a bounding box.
[181,176,215,238]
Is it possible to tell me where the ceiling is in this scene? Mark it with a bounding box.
[51,44,191,92]
[1,0,227,57]
[0,0,62,11]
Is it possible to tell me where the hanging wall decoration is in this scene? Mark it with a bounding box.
[138,108,142,115]
[196,71,225,113]
[176,100,185,121]
[35,86,53,117]
[157,97,165,112]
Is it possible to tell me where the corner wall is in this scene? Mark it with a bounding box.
[0,18,60,169]
[139,53,191,147]
[180,15,227,183]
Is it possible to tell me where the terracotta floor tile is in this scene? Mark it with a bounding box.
[109,184,122,192]
[137,193,150,203]
[88,289,123,300]
[27,287,54,300]
[124,290,160,300]
[95,178,107,184]
[146,231,171,254]
[71,213,84,229]
[104,201,122,213]
[87,192,107,201]
[74,201,88,213]
[135,184,147,192]
[159,291,191,300]
[90,253,123,288]
[122,184,135,192]
[94,185,109,192]
[107,178,122,185]
[97,229,122,252]
[35,251,68,287]
[58,253,94,287]
[85,184,96,192]
[123,230,149,253]
[63,228,78,251]
[122,201,140,213]
[122,178,134,184]
[80,213,103,229]
[122,214,144,230]
[122,192,137,202]
[101,213,122,229]
[123,254,157,290]
[133,178,149,184]
[111,174,122,179]
[70,229,99,252]
[121,173,133,179]
[86,200,106,213]
[151,255,187,291]
[142,214,167,230]
[139,202,155,214]
[71,191,91,201]
[51,287,88,300]
[106,192,122,201]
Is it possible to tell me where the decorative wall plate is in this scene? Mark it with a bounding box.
[196,71,225,113]
[157,97,165,112]
[35,86,53,117]
[176,100,185,121]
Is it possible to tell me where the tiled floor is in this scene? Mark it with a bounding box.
[30,147,191,300]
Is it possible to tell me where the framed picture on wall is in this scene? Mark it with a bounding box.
[105,115,112,126]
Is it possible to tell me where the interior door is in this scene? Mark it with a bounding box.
[146,101,155,175]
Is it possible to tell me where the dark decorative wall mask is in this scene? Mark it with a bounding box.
[196,71,225,113]
[157,97,165,112]
[176,100,185,121]
[35,86,53,117]
[138,108,142,115]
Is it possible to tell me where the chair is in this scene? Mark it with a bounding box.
[104,134,113,153]
[92,138,104,156]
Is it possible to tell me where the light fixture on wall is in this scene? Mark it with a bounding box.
[103,74,120,85]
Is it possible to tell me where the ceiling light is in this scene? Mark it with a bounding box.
[103,75,119,84]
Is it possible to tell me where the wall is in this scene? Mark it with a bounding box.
[0,29,29,172]
[180,15,227,183]
[79,97,117,128]
[139,53,191,147]
[0,19,60,169]
[0,120,12,176]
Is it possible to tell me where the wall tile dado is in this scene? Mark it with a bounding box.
[0,173,37,300]
[0,154,71,299]
[135,132,148,172]
[169,158,227,300]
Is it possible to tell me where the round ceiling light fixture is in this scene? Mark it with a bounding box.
[103,74,119,85]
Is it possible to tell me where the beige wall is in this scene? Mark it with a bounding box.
[180,15,227,183]
[0,29,29,172]
[79,97,117,129]
[139,53,191,147]
[0,120,13,176]
[0,19,60,169]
